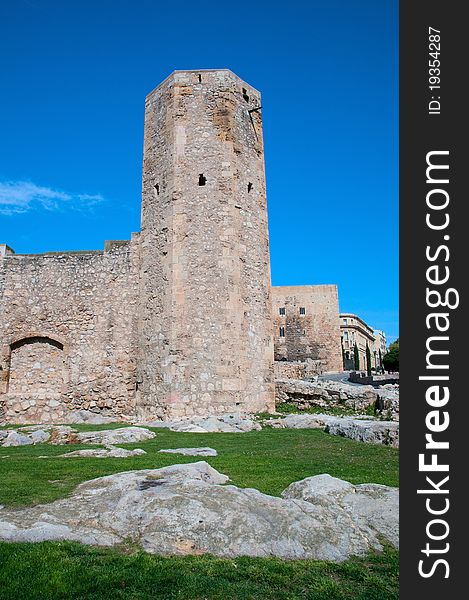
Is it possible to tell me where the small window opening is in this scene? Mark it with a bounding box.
[242,87,250,102]
[279,327,285,338]
[279,307,286,316]
[299,307,306,315]
[198,174,206,186]
[154,183,160,195]
[198,74,202,83]
[247,182,253,193]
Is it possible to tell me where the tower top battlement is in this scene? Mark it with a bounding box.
[146,69,261,98]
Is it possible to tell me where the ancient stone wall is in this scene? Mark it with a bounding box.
[272,285,342,373]
[0,238,140,423]
[137,69,275,418]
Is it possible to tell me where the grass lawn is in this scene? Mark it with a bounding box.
[0,541,399,600]
[0,424,399,599]
[0,424,398,507]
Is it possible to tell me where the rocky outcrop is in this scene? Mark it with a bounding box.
[75,427,155,445]
[141,413,261,433]
[54,446,147,459]
[159,448,218,457]
[264,413,399,447]
[0,463,398,561]
[0,426,156,447]
[325,419,399,448]
[275,378,399,420]
[282,474,399,549]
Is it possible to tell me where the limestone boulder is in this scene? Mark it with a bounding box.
[55,446,147,459]
[265,413,336,429]
[142,413,261,434]
[76,427,156,445]
[2,431,34,447]
[65,410,117,425]
[275,378,400,421]
[0,463,398,561]
[159,447,218,457]
[30,430,51,444]
[282,474,399,549]
[325,419,399,448]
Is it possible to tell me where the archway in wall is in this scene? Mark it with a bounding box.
[8,336,65,397]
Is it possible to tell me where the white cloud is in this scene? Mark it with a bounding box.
[0,181,104,215]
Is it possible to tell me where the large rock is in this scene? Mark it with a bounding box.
[76,427,156,445]
[276,378,399,420]
[265,413,337,429]
[65,410,117,425]
[2,431,34,447]
[282,474,399,549]
[0,463,398,561]
[159,447,218,457]
[264,413,399,447]
[142,413,261,434]
[325,419,399,448]
[30,430,51,444]
[1,426,156,447]
[55,446,147,459]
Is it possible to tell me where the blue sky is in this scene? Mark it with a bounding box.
[0,0,398,341]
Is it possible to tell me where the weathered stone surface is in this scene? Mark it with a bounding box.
[76,427,155,445]
[30,430,50,444]
[375,388,400,421]
[0,463,398,561]
[0,242,140,425]
[159,447,218,457]
[275,378,399,420]
[66,410,117,425]
[142,413,261,434]
[282,474,399,549]
[325,420,399,448]
[1,426,155,447]
[136,69,275,420]
[1,431,34,447]
[265,413,336,429]
[264,413,399,447]
[272,286,342,373]
[56,446,147,459]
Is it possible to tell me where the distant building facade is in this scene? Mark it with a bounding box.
[272,285,343,373]
[340,313,376,371]
[372,330,387,369]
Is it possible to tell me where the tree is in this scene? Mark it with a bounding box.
[353,343,360,371]
[383,338,399,372]
[366,344,372,377]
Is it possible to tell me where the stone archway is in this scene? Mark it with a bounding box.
[8,336,65,397]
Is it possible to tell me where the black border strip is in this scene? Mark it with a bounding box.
[400,1,465,595]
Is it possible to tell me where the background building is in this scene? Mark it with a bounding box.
[372,330,387,370]
[272,285,342,373]
[340,313,376,371]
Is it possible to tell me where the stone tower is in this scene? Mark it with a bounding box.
[137,69,275,419]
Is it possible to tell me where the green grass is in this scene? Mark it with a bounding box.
[0,541,399,600]
[0,425,398,507]
[0,424,399,598]
[274,402,376,417]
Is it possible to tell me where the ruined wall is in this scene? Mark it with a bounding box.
[137,69,275,418]
[272,285,343,373]
[0,238,140,423]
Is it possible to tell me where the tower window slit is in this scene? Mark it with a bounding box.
[198,174,206,186]
[248,182,253,193]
